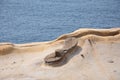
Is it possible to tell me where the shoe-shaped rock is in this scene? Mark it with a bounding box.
[44,37,78,65]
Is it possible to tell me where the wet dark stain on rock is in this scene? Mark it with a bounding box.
[12,61,16,64]
[88,39,93,47]
[108,60,114,63]
[81,54,85,58]
[113,70,117,73]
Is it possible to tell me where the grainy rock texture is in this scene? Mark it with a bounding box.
[0,28,120,80]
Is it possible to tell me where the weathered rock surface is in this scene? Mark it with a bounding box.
[0,28,120,80]
[44,37,78,65]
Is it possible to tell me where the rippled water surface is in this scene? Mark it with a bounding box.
[0,0,120,43]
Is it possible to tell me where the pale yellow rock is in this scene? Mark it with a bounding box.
[0,28,120,80]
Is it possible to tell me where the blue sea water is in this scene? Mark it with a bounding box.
[0,0,120,43]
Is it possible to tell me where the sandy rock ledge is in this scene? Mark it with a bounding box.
[0,28,120,80]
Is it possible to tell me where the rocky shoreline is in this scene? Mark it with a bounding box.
[0,28,120,80]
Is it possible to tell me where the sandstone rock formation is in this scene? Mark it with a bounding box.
[0,28,120,80]
[44,37,78,66]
